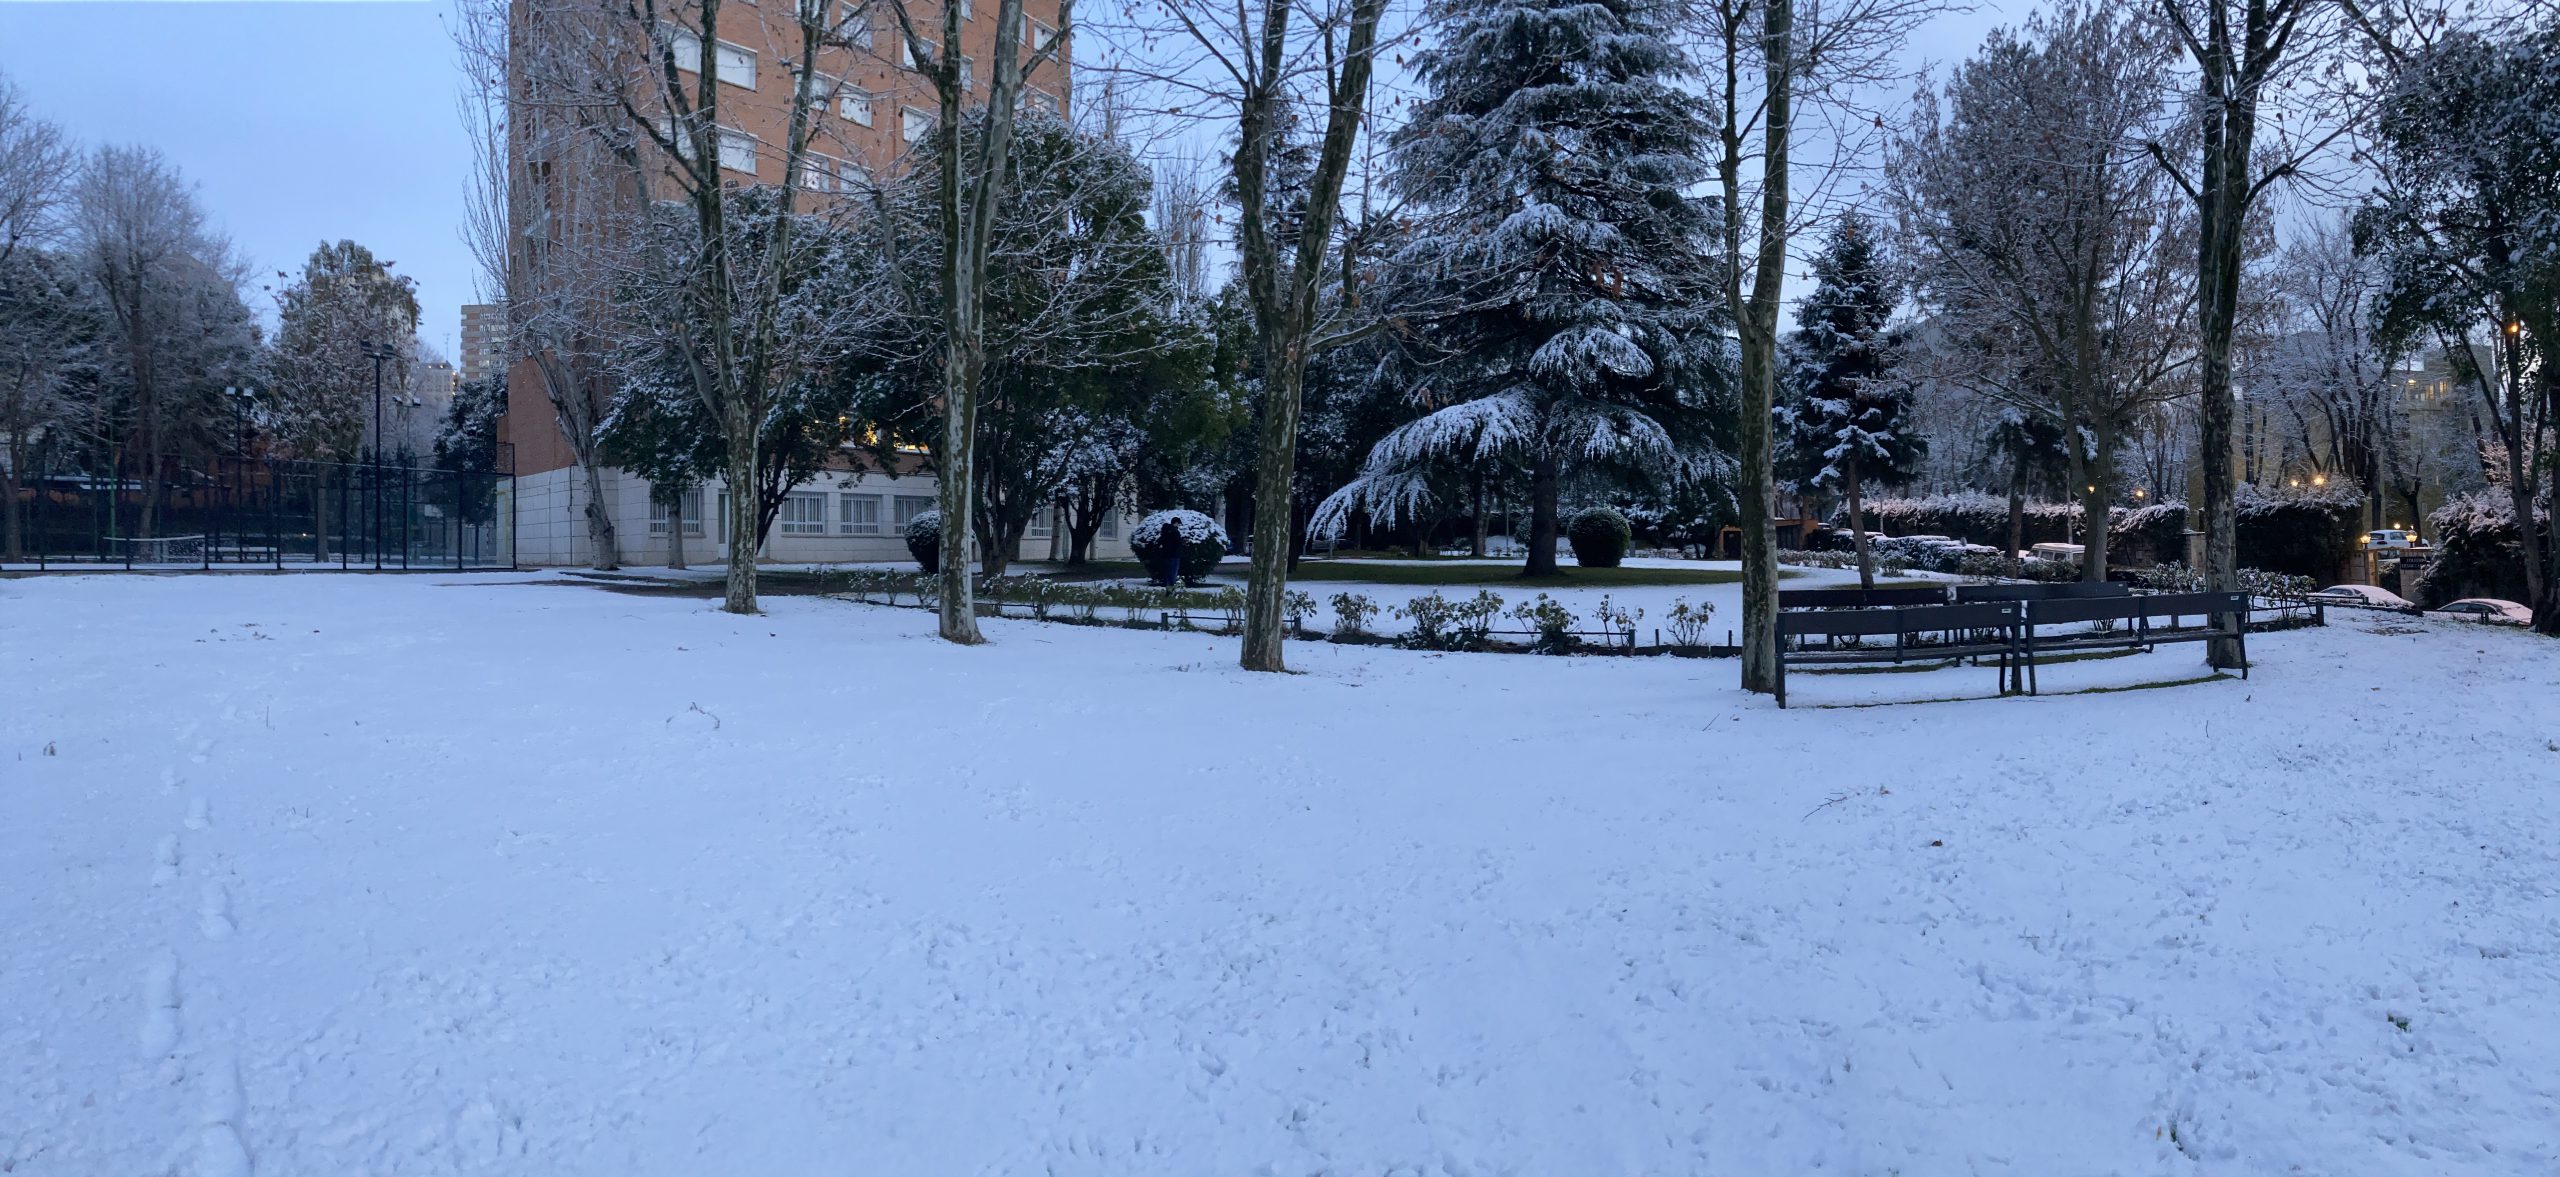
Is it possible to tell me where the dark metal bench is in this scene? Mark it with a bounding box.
[2017,591,2249,694]
[1778,585,1950,610]
[1775,601,2022,708]
[1954,582,2131,603]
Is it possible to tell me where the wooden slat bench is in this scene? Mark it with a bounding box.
[1775,601,2023,708]
[1778,585,1951,610]
[1954,582,2131,603]
[2017,591,2249,695]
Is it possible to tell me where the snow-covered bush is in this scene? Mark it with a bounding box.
[904,510,941,572]
[1591,594,1642,643]
[1400,590,1504,651]
[1329,592,1380,639]
[2234,483,2360,580]
[1508,593,1579,654]
[2108,500,2189,567]
[1863,493,2080,548]
[1567,507,1633,568]
[1129,509,1228,586]
[2413,491,2548,607]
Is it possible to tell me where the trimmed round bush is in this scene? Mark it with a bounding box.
[1129,508,1228,586]
[904,509,941,573]
[1567,507,1632,568]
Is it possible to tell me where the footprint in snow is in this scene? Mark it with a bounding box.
[140,950,181,1057]
[185,798,210,831]
[198,884,234,941]
[153,835,181,886]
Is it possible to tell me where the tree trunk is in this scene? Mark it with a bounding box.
[721,420,758,614]
[1409,516,1429,559]
[1240,343,1311,670]
[586,460,619,570]
[2079,422,2115,582]
[1733,0,1794,696]
[1524,450,1560,576]
[1469,467,1487,558]
[2538,336,2560,635]
[2007,455,2028,566]
[2,433,22,562]
[978,501,1015,579]
[666,488,687,570]
[1846,453,1872,592]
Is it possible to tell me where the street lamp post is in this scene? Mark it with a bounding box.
[360,342,400,570]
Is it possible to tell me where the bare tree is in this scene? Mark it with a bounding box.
[1695,0,1947,694]
[458,0,639,571]
[2148,0,2356,662]
[71,146,258,540]
[0,73,73,274]
[1893,4,2196,580]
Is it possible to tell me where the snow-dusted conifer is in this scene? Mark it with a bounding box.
[1313,0,1726,576]
[1780,214,1919,590]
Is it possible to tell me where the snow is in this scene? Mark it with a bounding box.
[7,574,2560,1174]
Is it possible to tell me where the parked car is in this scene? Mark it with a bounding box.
[2362,529,2418,550]
[2308,584,2418,612]
[2429,598,2533,626]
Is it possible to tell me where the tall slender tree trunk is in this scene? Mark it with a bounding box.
[2007,454,2028,565]
[2189,12,2255,666]
[1469,467,1487,558]
[1846,452,1872,592]
[2,433,23,562]
[1734,0,1793,695]
[1241,344,1311,669]
[1523,451,1560,576]
[721,418,758,614]
[583,462,620,571]
[2536,326,2560,635]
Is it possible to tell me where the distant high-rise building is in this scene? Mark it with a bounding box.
[459,304,507,385]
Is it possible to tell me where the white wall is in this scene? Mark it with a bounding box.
[509,466,1137,568]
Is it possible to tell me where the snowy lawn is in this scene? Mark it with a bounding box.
[5,573,2558,1175]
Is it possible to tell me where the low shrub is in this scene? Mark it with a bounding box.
[1329,592,1380,639]
[904,510,941,572]
[1663,598,1715,646]
[1508,593,1579,654]
[1567,507,1633,568]
[1129,509,1228,586]
[1284,590,1319,634]
[1400,590,1505,651]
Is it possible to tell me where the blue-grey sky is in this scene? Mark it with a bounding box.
[0,0,483,356]
[0,0,2021,357]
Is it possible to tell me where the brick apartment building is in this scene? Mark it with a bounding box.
[459,303,506,386]
[496,0,1121,567]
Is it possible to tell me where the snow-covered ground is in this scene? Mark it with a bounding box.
[5,573,2557,1175]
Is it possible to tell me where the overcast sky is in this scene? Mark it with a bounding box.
[0,0,2026,357]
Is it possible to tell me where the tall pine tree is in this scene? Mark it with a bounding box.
[1311,0,1727,576]
[1780,214,1919,590]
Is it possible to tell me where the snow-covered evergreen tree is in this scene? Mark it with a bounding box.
[1780,213,1919,590]
[1311,0,1727,576]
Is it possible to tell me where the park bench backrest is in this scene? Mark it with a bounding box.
[2132,590,2249,621]
[1778,585,1949,610]
[1780,600,2017,638]
[1956,582,2132,603]
[2025,590,2246,626]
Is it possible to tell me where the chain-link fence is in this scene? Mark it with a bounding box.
[4,454,514,571]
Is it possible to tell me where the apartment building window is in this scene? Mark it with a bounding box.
[1097,508,1117,540]
[779,493,827,535]
[902,107,935,144]
[665,28,759,89]
[650,488,706,537]
[1026,507,1053,540]
[893,495,936,528]
[1029,19,1053,47]
[840,494,883,535]
[717,129,759,175]
[959,56,975,92]
[957,0,972,20]
[841,0,875,48]
[1024,88,1061,117]
[901,36,933,69]
[839,86,874,126]
[799,153,851,193]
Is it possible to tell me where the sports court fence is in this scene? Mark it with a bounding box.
[3,454,514,571]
